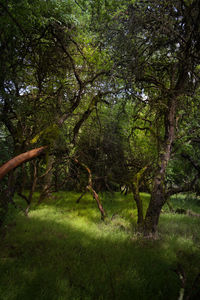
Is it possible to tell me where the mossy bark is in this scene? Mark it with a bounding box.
[144,98,176,236]
[131,166,148,226]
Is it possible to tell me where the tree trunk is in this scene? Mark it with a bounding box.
[131,166,148,226]
[0,146,47,181]
[38,155,54,204]
[131,166,148,229]
[0,170,17,226]
[76,190,87,203]
[24,160,38,215]
[18,163,27,195]
[74,159,106,220]
[131,184,144,225]
[87,185,106,220]
[144,99,176,236]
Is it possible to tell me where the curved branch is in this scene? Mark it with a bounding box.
[74,158,106,220]
[0,146,47,181]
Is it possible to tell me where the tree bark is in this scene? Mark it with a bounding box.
[144,99,176,236]
[0,146,47,181]
[74,159,106,220]
[131,183,144,225]
[38,155,54,204]
[76,190,87,203]
[134,191,143,224]
[26,161,38,215]
[131,166,148,226]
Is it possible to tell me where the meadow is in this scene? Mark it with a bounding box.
[0,192,200,300]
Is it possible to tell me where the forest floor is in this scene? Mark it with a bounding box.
[0,192,200,300]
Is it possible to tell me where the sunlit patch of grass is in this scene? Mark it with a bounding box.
[0,191,200,299]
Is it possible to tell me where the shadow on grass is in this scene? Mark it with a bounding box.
[1,211,192,300]
[1,192,199,299]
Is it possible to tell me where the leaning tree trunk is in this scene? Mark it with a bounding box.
[74,159,106,220]
[0,146,47,223]
[144,99,176,236]
[0,146,47,181]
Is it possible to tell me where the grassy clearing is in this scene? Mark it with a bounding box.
[0,192,200,300]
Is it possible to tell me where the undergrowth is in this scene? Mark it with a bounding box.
[0,192,200,299]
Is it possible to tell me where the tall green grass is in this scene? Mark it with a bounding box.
[0,192,200,299]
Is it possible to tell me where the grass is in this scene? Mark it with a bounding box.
[0,191,200,299]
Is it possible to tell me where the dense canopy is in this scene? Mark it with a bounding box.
[1,0,200,233]
[1,1,200,299]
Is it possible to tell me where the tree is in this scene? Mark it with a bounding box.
[128,0,200,235]
[0,0,114,216]
[100,0,200,235]
[1,0,200,236]
[0,0,111,172]
[0,0,79,213]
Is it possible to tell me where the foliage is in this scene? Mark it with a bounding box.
[1,0,200,234]
[1,2,200,298]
